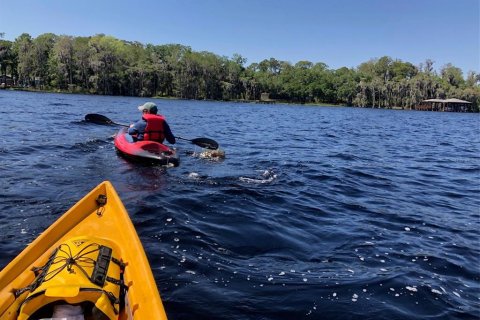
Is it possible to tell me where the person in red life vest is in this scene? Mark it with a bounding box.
[128,102,176,144]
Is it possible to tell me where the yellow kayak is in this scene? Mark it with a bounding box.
[0,181,168,320]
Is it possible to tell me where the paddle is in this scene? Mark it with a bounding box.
[84,113,219,149]
[176,136,218,150]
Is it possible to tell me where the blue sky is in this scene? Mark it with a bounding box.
[1,0,478,74]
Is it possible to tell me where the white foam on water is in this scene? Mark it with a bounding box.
[239,176,274,184]
[188,172,200,179]
[239,169,277,184]
[431,289,443,295]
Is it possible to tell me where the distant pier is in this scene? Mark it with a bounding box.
[414,98,473,112]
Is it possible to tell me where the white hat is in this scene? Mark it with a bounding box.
[137,102,157,113]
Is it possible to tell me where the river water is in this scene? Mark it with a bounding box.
[0,90,479,319]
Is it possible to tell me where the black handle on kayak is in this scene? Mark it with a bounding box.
[85,113,219,149]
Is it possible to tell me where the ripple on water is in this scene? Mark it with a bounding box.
[0,92,479,319]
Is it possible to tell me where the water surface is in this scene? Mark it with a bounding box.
[0,91,479,319]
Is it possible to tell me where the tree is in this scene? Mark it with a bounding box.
[88,35,127,95]
[122,41,150,96]
[73,37,91,90]
[334,67,357,105]
[221,54,246,100]
[13,33,34,86]
[440,63,464,87]
[420,59,435,75]
[1,31,478,111]
[391,61,417,80]
[465,71,480,87]
[51,35,75,89]
[32,33,56,87]
[0,39,14,83]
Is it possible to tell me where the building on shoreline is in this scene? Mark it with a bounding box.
[415,98,473,112]
[0,75,14,88]
[256,92,275,104]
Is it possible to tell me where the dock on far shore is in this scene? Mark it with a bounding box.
[256,92,276,104]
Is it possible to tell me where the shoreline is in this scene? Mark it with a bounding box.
[1,87,476,112]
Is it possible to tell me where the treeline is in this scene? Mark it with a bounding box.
[0,33,479,110]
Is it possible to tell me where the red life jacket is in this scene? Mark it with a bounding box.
[142,114,166,142]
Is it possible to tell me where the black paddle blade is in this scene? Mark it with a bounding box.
[191,138,219,150]
[85,113,113,125]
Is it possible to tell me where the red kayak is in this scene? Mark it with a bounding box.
[114,128,180,166]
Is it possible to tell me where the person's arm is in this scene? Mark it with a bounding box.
[127,124,138,135]
[163,121,176,144]
[128,120,146,136]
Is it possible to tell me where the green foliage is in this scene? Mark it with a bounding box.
[2,33,479,111]
[0,39,15,79]
[32,33,56,87]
